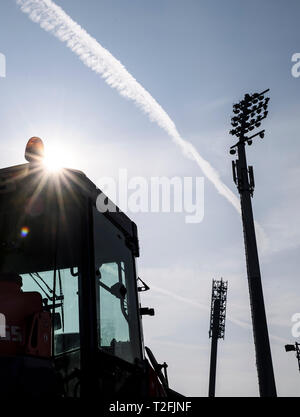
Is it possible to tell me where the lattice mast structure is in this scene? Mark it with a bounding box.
[208,279,228,397]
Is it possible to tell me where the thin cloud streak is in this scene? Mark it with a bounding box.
[151,285,289,344]
[16,0,241,215]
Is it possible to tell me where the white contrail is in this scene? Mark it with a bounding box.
[150,285,290,344]
[150,284,252,331]
[16,0,269,249]
[16,0,241,214]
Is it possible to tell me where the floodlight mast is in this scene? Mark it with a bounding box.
[208,279,228,397]
[229,89,277,397]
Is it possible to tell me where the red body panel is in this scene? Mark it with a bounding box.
[0,282,51,357]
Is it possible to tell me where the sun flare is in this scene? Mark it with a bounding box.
[43,147,65,172]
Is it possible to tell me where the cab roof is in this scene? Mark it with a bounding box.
[0,163,139,257]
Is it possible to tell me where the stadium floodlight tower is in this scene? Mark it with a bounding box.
[229,89,277,397]
[208,279,228,397]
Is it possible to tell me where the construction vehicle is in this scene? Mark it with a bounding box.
[0,137,179,399]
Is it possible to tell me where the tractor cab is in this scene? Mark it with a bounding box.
[0,138,166,398]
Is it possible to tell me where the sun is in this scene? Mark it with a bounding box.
[27,136,81,173]
[43,146,65,172]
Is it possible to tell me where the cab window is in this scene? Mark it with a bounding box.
[21,268,80,355]
[93,209,142,363]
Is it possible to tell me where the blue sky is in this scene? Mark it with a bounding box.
[1,0,300,396]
